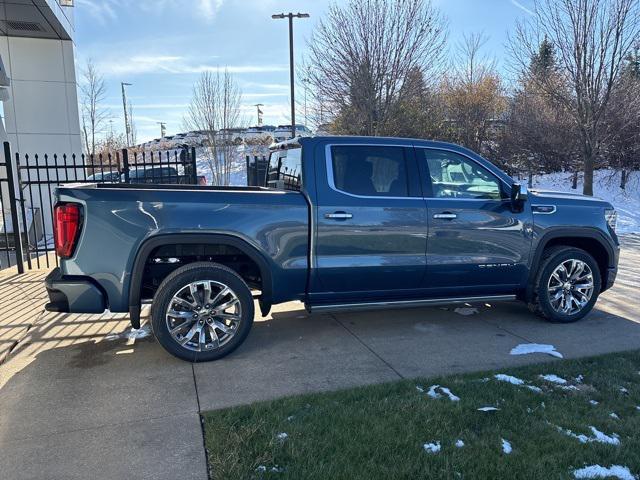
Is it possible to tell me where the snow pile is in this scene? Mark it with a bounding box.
[589,400,599,405]
[256,465,284,473]
[501,438,512,454]
[425,385,460,402]
[423,441,441,453]
[494,374,525,385]
[556,425,620,446]
[105,324,151,341]
[455,439,465,448]
[540,374,568,384]
[530,169,640,234]
[610,412,620,420]
[275,432,288,442]
[510,343,564,358]
[572,465,635,480]
[478,407,500,412]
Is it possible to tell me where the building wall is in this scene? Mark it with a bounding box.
[0,35,81,156]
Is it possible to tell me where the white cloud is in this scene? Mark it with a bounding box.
[198,0,225,22]
[96,54,288,77]
[510,0,534,16]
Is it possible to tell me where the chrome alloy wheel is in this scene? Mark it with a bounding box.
[547,259,594,315]
[165,280,241,352]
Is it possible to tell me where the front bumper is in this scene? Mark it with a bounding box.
[45,267,106,313]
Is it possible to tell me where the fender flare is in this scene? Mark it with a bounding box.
[525,227,616,301]
[127,233,273,328]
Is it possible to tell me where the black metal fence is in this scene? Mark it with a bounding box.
[1,142,198,272]
[246,155,269,187]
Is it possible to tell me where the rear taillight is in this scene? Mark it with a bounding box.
[54,203,82,258]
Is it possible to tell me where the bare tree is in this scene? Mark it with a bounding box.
[307,0,447,136]
[80,59,108,156]
[510,0,640,195]
[442,33,507,156]
[184,70,242,186]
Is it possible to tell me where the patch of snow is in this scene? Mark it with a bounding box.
[636,406,640,411]
[575,375,584,383]
[589,400,599,405]
[423,441,441,453]
[556,425,620,446]
[540,374,568,384]
[256,465,284,474]
[286,416,295,421]
[454,307,478,316]
[425,385,460,401]
[478,407,500,412]
[494,374,525,385]
[275,432,288,442]
[560,385,580,391]
[609,412,620,420]
[619,387,628,394]
[105,324,151,341]
[455,439,465,448]
[573,465,635,480]
[525,385,543,393]
[416,385,424,393]
[440,387,460,402]
[501,438,512,454]
[510,343,563,358]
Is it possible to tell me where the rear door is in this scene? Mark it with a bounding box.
[313,143,428,300]
[416,147,532,293]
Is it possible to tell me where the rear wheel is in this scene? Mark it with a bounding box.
[150,262,254,362]
[530,246,601,323]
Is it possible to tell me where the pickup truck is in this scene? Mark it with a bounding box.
[45,136,620,362]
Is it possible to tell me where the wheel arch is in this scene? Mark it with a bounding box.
[525,228,616,302]
[128,233,273,328]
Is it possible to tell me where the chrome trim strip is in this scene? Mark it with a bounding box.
[532,204,557,215]
[307,294,517,313]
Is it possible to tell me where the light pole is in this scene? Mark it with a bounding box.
[121,82,132,146]
[254,103,264,126]
[272,12,309,139]
[157,122,166,138]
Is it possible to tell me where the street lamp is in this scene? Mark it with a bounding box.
[121,82,132,146]
[272,12,309,139]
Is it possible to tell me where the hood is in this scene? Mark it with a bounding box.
[529,188,612,207]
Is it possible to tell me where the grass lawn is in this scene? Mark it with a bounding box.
[202,350,640,479]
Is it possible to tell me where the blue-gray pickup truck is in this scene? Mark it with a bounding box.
[45,136,620,362]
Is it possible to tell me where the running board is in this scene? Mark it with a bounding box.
[306,295,517,313]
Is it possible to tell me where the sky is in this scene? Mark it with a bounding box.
[74,0,534,143]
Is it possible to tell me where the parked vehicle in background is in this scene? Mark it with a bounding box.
[86,171,121,183]
[45,136,619,362]
[272,124,312,142]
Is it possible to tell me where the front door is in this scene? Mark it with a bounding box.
[312,143,428,301]
[416,147,532,294]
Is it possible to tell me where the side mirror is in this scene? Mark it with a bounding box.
[510,182,528,211]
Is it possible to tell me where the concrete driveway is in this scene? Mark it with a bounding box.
[1,235,639,479]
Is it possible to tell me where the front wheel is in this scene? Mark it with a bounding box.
[531,246,601,323]
[150,262,254,362]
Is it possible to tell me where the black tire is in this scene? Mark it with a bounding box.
[530,246,601,323]
[150,262,254,362]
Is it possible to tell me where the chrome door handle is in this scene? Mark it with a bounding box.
[433,213,457,219]
[325,212,353,220]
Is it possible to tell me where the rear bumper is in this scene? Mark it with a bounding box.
[45,267,106,313]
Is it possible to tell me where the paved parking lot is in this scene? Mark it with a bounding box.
[1,235,639,479]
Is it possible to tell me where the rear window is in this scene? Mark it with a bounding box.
[267,148,302,191]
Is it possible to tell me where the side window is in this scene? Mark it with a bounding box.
[267,148,302,191]
[420,149,503,200]
[330,146,409,197]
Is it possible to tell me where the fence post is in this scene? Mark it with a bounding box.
[3,142,24,273]
[121,149,130,183]
[190,147,197,184]
[14,152,32,270]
